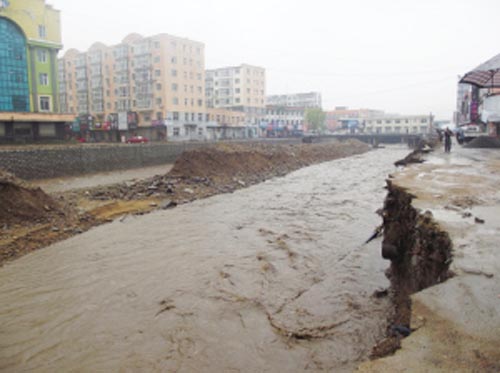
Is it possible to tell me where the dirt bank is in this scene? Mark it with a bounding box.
[0,170,97,264]
[0,140,369,266]
[370,180,453,358]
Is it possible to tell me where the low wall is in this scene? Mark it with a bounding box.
[0,143,207,180]
[0,139,305,180]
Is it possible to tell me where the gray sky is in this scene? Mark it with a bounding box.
[49,0,499,120]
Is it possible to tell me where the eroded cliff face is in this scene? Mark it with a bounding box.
[382,180,453,293]
[371,180,453,357]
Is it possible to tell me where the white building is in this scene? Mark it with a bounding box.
[205,64,266,125]
[364,115,433,135]
[166,120,249,141]
[266,92,322,108]
[260,105,305,136]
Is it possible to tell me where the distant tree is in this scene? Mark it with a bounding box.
[305,108,326,133]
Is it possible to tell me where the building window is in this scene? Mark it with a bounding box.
[171,69,177,77]
[39,73,49,86]
[173,127,180,136]
[155,70,161,77]
[39,96,50,111]
[154,56,160,63]
[37,49,48,63]
[173,97,179,105]
[38,25,46,38]
[154,41,160,48]
[172,83,178,91]
[173,111,179,120]
[171,56,177,63]
[156,83,162,90]
[197,99,203,107]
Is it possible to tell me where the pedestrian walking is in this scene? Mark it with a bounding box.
[444,127,453,153]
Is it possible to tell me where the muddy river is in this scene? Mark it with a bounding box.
[0,146,409,372]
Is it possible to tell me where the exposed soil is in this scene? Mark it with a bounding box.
[0,170,98,264]
[370,179,453,359]
[0,140,369,266]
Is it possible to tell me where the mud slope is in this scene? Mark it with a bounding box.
[0,170,62,225]
[0,170,97,265]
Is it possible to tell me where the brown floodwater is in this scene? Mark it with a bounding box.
[0,146,409,372]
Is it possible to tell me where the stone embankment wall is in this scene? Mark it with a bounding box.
[0,143,205,180]
[0,139,304,180]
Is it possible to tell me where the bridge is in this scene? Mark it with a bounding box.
[319,133,424,147]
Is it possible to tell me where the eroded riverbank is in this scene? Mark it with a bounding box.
[0,146,409,372]
[359,146,500,372]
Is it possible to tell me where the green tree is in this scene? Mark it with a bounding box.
[305,108,326,133]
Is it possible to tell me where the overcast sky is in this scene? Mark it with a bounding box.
[49,0,499,120]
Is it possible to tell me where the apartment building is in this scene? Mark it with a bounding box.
[205,64,265,125]
[0,0,74,142]
[59,32,205,139]
[266,92,322,108]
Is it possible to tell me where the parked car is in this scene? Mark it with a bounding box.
[126,135,149,144]
[460,123,487,143]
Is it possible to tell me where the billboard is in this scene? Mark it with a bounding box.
[127,111,138,129]
[118,112,128,130]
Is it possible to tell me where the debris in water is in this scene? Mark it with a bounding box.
[364,225,383,244]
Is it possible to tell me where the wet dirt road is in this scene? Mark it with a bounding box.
[0,147,409,372]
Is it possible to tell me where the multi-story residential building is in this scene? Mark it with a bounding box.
[0,0,73,142]
[205,64,265,125]
[261,106,305,137]
[207,108,245,126]
[59,32,206,140]
[364,114,433,135]
[266,92,322,109]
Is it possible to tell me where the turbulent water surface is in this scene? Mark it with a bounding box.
[0,146,409,372]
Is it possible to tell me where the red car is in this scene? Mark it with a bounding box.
[126,135,149,144]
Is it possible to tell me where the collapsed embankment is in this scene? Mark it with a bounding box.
[370,179,453,358]
[361,143,500,372]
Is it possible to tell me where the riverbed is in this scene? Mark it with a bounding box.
[0,146,409,372]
